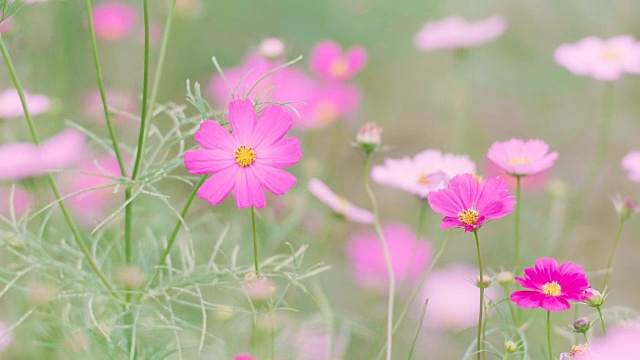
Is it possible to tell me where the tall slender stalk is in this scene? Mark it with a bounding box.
[474,229,485,360]
[251,206,260,275]
[407,299,428,360]
[363,153,395,360]
[596,306,607,335]
[602,218,624,289]
[546,311,553,360]
[0,34,120,299]
[514,176,522,271]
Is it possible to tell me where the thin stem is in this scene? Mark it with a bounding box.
[596,306,607,335]
[514,176,522,271]
[364,153,395,360]
[407,299,428,360]
[547,311,553,360]
[0,34,120,300]
[502,284,518,325]
[474,229,485,360]
[251,206,259,275]
[147,0,176,124]
[583,332,590,346]
[602,218,625,289]
[83,0,126,177]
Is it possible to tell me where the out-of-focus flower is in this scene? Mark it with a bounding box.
[117,266,145,289]
[0,19,14,33]
[92,1,137,42]
[0,129,85,181]
[258,37,285,59]
[413,16,507,51]
[419,264,498,329]
[356,122,382,152]
[0,322,12,352]
[232,354,257,360]
[0,186,33,218]
[611,194,639,220]
[243,276,276,301]
[82,89,135,125]
[184,100,301,208]
[292,82,360,130]
[487,138,558,177]
[590,327,640,359]
[510,258,589,312]
[0,89,50,118]
[559,344,591,360]
[495,271,514,285]
[175,0,202,18]
[622,151,640,182]
[428,174,515,232]
[372,149,476,198]
[484,158,550,191]
[308,178,373,224]
[290,323,347,360]
[309,40,367,82]
[554,36,640,81]
[346,223,431,291]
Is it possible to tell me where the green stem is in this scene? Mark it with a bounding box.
[596,306,607,335]
[602,218,624,289]
[407,299,428,360]
[147,0,176,124]
[583,332,590,346]
[251,206,259,275]
[0,34,120,300]
[547,311,553,360]
[514,176,522,271]
[364,153,395,360]
[502,284,518,326]
[474,229,484,360]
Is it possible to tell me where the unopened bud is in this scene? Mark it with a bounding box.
[356,122,382,153]
[612,194,639,220]
[573,317,591,333]
[117,266,146,289]
[244,276,276,301]
[475,274,492,288]
[582,287,603,307]
[258,37,285,59]
[496,271,514,285]
[504,340,518,353]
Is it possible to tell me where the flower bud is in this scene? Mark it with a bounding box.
[356,122,382,153]
[612,194,639,220]
[258,37,285,59]
[503,340,518,353]
[244,276,276,301]
[496,271,514,285]
[475,274,492,288]
[573,317,591,333]
[582,287,604,307]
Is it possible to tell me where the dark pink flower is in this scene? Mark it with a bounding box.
[510,258,589,312]
[92,1,137,42]
[184,99,301,209]
[487,138,558,176]
[427,174,515,232]
[309,40,367,82]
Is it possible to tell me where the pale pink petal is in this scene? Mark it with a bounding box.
[233,168,266,208]
[184,149,235,174]
[39,129,86,170]
[250,163,296,195]
[197,166,239,207]
[346,46,367,76]
[0,143,41,180]
[251,105,292,147]
[310,41,342,79]
[255,137,301,168]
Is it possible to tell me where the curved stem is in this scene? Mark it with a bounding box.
[474,229,484,360]
[251,206,259,275]
[514,176,522,271]
[596,305,607,335]
[602,219,624,289]
[364,153,395,360]
[0,34,120,300]
[547,311,553,360]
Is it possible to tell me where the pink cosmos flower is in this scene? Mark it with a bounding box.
[346,223,431,291]
[0,186,34,218]
[308,178,373,224]
[0,321,13,351]
[419,264,498,329]
[427,174,515,232]
[258,37,285,59]
[0,129,85,180]
[554,36,640,81]
[484,158,550,191]
[510,258,589,312]
[92,2,137,42]
[184,99,301,209]
[232,354,257,360]
[372,149,476,198]
[289,323,348,360]
[487,138,559,177]
[82,89,135,125]
[413,16,507,51]
[589,327,640,359]
[622,151,640,182]
[292,82,360,129]
[0,89,50,118]
[309,40,367,82]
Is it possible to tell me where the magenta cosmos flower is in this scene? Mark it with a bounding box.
[622,151,640,182]
[554,36,640,81]
[427,174,515,232]
[309,40,367,82]
[372,149,476,198]
[184,99,301,209]
[308,178,373,224]
[0,89,50,118]
[346,223,431,291]
[487,138,559,177]
[510,258,589,312]
[92,1,137,42]
[413,16,507,51]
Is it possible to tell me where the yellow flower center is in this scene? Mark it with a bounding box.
[570,344,589,356]
[541,281,562,296]
[235,145,256,167]
[457,209,479,226]
[418,173,430,185]
[471,173,484,182]
[601,48,620,60]
[330,58,349,77]
[508,157,530,165]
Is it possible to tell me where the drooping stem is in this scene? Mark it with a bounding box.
[474,229,485,360]
[547,311,553,360]
[251,206,259,275]
[602,218,625,289]
[363,153,395,360]
[514,176,522,271]
[596,306,607,335]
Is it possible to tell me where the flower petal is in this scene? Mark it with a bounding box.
[233,168,266,208]
[255,137,301,168]
[229,99,256,143]
[251,105,292,148]
[184,149,235,174]
[540,296,571,312]
[197,166,239,207]
[510,290,545,309]
[250,163,296,196]
[194,120,238,151]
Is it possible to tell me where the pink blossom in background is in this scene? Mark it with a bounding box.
[484,158,550,191]
[428,174,515,232]
[559,344,591,359]
[413,16,507,51]
[372,149,476,198]
[175,0,202,18]
[346,223,431,291]
[232,354,257,360]
[510,258,589,312]
[82,89,135,125]
[0,186,34,218]
[293,82,360,129]
[487,138,558,177]
[308,178,373,224]
[92,1,137,42]
[184,99,302,208]
[590,327,640,359]
[0,19,14,33]
[309,40,367,82]
[0,321,13,351]
[622,151,640,182]
[258,37,285,59]
[554,36,640,81]
[0,129,85,180]
[0,89,50,118]
[419,264,498,329]
[290,323,347,360]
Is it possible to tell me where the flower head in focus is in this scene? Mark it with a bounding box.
[554,35,640,81]
[310,40,367,82]
[308,178,373,224]
[487,138,558,177]
[510,258,589,312]
[413,16,507,51]
[184,99,301,208]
